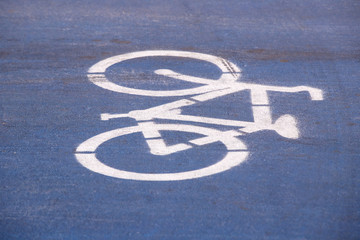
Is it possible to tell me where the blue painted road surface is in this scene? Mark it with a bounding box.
[1,0,360,239]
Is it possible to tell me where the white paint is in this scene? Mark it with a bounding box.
[87,50,241,97]
[76,50,324,181]
[250,88,270,105]
[75,124,248,181]
[189,130,246,150]
[137,121,191,155]
[252,106,272,125]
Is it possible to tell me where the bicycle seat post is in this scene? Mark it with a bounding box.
[250,88,272,126]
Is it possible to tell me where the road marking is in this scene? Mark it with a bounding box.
[75,124,248,181]
[87,50,241,97]
[76,50,324,181]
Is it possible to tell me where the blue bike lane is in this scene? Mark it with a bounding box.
[1,0,359,239]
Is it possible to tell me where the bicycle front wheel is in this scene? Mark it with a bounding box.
[87,50,241,97]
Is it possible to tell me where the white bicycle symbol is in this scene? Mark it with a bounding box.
[75,50,323,181]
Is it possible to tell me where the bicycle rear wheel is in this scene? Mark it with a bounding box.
[75,124,248,181]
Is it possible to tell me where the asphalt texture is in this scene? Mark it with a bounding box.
[1,0,360,239]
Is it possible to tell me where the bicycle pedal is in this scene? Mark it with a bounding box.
[273,114,299,139]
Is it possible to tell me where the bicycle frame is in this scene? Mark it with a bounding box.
[100,71,323,155]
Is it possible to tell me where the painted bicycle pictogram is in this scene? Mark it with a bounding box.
[75,50,323,181]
